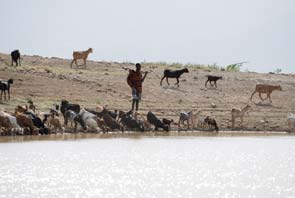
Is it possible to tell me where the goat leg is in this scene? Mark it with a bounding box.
[250,91,256,101]
[160,76,165,86]
[268,94,272,103]
[70,59,74,68]
[205,80,209,87]
[175,78,179,86]
[166,77,169,86]
[83,59,86,67]
[232,116,235,129]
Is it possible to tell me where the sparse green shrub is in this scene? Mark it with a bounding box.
[226,62,247,72]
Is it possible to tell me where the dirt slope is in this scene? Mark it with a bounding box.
[1,53,295,131]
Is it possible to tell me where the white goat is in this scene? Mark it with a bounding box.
[287,113,295,132]
[231,104,251,128]
[0,111,23,134]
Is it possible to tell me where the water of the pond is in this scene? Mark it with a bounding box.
[0,134,294,197]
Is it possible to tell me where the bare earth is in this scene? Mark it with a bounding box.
[1,53,295,132]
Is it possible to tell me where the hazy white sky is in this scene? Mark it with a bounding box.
[0,0,294,73]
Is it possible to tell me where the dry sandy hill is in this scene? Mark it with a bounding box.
[1,53,295,132]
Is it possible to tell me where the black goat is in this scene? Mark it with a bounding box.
[205,75,222,88]
[204,116,219,132]
[147,111,169,132]
[85,108,117,120]
[97,108,123,132]
[119,110,144,132]
[11,50,21,66]
[160,68,189,86]
[60,100,80,124]
[26,112,49,135]
[0,79,13,100]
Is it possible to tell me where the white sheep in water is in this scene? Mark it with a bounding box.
[70,48,93,68]
[79,109,100,132]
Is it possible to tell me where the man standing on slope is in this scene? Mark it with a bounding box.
[127,63,148,111]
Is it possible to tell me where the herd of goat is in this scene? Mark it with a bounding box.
[1,49,294,135]
[0,100,220,136]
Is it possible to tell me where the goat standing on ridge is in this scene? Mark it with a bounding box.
[11,50,21,66]
[70,48,93,68]
[160,68,189,87]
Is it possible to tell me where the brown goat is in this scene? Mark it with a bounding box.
[15,105,27,114]
[0,115,13,135]
[96,118,109,132]
[250,84,282,103]
[70,48,93,68]
[47,115,63,134]
[16,114,37,135]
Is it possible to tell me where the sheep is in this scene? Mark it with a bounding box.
[231,104,251,129]
[84,108,110,132]
[205,75,222,88]
[70,48,93,68]
[0,79,13,100]
[287,113,295,132]
[250,84,282,103]
[79,109,100,132]
[11,50,21,66]
[147,111,169,132]
[204,116,219,132]
[160,68,189,87]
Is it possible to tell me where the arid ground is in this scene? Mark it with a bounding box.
[1,53,295,132]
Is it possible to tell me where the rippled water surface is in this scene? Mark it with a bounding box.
[0,135,295,197]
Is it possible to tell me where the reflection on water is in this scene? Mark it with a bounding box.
[0,135,295,197]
